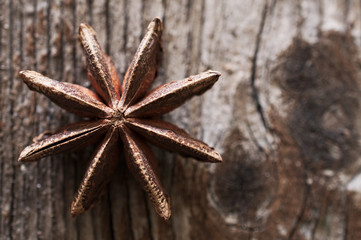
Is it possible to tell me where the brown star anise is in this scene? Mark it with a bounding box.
[18,18,222,220]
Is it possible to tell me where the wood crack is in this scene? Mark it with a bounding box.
[59,0,67,224]
[342,188,348,240]
[0,0,4,232]
[126,175,135,240]
[169,154,177,240]
[59,1,64,81]
[107,189,116,240]
[36,161,41,240]
[71,0,77,84]
[250,0,268,130]
[248,228,254,240]
[140,0,145,37]
[46,1,55,238]
[46,0,51,70]
[19,0,24,70]
[246,121,265,155]
[287,179,310,239]
[8,0,16,238]
[105,0,110,54]
[123,0,128,61]
[32,0,38,69]
[87,0,93,26]
[144,195,154,240]
[184,0,193,77]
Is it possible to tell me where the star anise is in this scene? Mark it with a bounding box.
[18,18,222,220]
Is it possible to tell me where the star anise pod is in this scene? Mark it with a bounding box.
[18,18,222,220]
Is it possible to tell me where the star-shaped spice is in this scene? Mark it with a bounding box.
[18,18,222,220]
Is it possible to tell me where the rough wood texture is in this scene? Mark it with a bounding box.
[1,0,361,239]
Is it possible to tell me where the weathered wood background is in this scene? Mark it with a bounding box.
[2,0,361,239]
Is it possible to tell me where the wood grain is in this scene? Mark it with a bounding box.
[2,0,361,239]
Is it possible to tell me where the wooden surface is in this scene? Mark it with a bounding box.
[2,0,361,239]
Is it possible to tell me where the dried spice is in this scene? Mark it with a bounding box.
[19,18,222,220]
